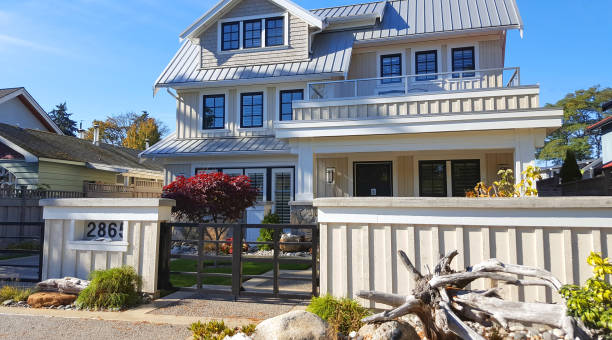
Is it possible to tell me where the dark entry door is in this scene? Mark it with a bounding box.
[354,162,392,197]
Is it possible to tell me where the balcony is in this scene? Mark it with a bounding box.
[306,67,521,101]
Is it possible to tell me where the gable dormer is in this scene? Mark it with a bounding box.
[181,0,324,69]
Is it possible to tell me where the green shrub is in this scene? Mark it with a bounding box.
[76,266,142,310]
[257,212,280,251]
[560,149,582,183]
[306,294,371,336]
[190,320,256,340]
[560,252,612,334]
[0,285,34,302]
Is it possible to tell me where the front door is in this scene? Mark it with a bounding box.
[354,162,392,197]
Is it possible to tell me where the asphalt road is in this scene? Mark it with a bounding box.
[0,313,192,340]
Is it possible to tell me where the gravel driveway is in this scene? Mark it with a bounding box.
[0,314,191,340]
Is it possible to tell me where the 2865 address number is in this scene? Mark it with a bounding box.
[86,222,123,240]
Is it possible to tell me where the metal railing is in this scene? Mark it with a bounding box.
[158,222,319,299]
[306,67,520,101]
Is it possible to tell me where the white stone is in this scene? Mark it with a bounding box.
[224,333,252,340]
[552,329,565,338]
[358,321,420,340]
[252,311,328,340]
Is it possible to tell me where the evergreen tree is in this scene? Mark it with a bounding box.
[538,86,612,164]
[559,149,583,183]
[48,102,78,136]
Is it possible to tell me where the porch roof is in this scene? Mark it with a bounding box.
[141,134,290,158]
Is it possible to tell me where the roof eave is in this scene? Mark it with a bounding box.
[141,149,292,159]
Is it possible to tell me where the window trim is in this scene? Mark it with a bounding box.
[220,21,240,51]
[242,19,262,49]
[414,50,439,81]
[245,168,267,202]
[202,94,226,130]
[240,91,265,128]
[279,89,304,121]
[447,43,480,78]
[216,12,288,53]
[418,160,447,197]
[413,154,485,197]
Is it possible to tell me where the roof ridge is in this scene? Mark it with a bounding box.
[310,0,384,12]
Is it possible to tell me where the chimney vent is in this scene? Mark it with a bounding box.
[93,124,100,146]
[145,138,150,149]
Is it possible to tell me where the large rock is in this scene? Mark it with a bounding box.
[279,234,306,252]
[358,321,420,340]
[37,277,89,294]
[27,292,77,308]
[252,310,328,340]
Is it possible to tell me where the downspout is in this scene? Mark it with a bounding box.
[166,88,181,101]
[308,19,327,54]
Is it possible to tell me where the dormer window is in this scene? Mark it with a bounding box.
[217,14,287,53]
[265,17,284,46]
[221,22,240,51]
[243,19,262,48]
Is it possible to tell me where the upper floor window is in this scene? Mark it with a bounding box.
[243,19,262,48]
[415,50,438,81]
[279,89,303,121]
[265,17,284,46]
[221,22,240,51]
[203,94,225,129]
[452,47,475,78]
[241,92,264,128]
[380,54,402,84]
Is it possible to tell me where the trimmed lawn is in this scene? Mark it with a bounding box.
[170,259,311,287]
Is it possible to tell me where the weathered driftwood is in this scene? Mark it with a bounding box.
[357,250,591,340]
[37,277,89,294]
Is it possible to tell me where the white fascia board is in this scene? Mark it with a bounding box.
[274,109,563,138]
[0,89,63,135]
[0,135,38,162]
[141,149,292,159]
[86,162,162,176]
[180,0,323,41]
[156,72,345,90]
[354,26,516,47]
[293,86,540,109]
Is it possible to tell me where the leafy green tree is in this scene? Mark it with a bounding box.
[48,102,78,136]
[538,86,612,164]
[560,149,582,183]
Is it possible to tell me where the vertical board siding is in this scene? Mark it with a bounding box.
[321,223,612,304]
[315,157,348,198]
[164,164,192,184]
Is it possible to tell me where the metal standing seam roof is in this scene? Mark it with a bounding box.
[155,30,354,88]
[141,135,290,157]
[311,1,387,19]
[155,0,522,88]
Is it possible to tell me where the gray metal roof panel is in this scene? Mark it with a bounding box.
[141,136,290,157]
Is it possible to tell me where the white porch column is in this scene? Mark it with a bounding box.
[296,141,314,202]
[514,129,536,184]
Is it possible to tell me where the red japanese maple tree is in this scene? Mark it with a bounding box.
[162,172,258,223]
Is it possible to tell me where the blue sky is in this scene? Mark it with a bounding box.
[1,0,611,133]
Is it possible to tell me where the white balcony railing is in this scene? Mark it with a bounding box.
[306,67,520,101]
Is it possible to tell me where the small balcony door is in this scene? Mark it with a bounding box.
[354,162,392,197]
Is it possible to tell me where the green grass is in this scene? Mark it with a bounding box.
[170,259,311,287]
[0,254,30,261]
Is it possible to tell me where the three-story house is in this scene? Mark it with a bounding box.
[142,0,563,224]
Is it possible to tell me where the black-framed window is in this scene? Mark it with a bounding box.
[202,94,225,129]
[221,22,239,51]
[452,47,475,78]
[279,89,303,121]
[265,17,284,46]
[240,92,264,128]
[380,54,402,84]
[419,160,447,197]
[451,159,480,197]
[243,19,262,49]
[415,50,438,81]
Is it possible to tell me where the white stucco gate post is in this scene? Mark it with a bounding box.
[39,198,175,294]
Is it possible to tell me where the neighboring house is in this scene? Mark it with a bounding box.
[0,123,163,196]
[142,0,563,223]
[0,87,63,134]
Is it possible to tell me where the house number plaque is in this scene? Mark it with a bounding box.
[84,221,124,241]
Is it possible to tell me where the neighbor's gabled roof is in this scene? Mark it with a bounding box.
[0,87,63,134]
[180,0,324,41]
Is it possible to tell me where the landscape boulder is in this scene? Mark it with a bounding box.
[37,277,89,294]
[27,292,77,308]
[279,233,306,252]
[358,320,420,340]
[252,310,328,340]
